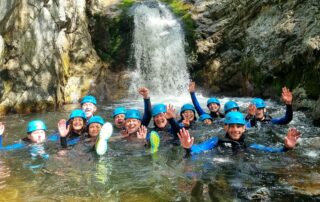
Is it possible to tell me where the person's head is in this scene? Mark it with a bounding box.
[152,104,167,129]
[224,111,246,141]
[67,109,87,133]
[180,104,196,122]
[251,98,266,120]
[224,101,239,114]
[199,114,213,125]
[112,107,126,129]
[27,120,47,143]
[207,98,221,113]
[124,109,142,134]
[81,95,97,119]
[87,116,105,137]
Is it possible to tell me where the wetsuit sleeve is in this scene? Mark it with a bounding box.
[249,143,288,153]
[0,136,26,151]
[60,136,81,148]
[67,137,81,146]
[271,104,293,125]
[142,98,152,127]
[245,120,252,128]
[190,136,219,154]
[190,92,206,116]
[47,133,60,142]
[168,118,181,136]
[60,137,68,148]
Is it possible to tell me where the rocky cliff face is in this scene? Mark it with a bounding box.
[190,0,319,124]
[0,0,130,114]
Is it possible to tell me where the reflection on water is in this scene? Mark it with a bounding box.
[0,96,319,201]
[0,159,10,189]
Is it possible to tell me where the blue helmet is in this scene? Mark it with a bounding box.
[224,111,246,125]
[152,104,166,117]
[87,116,105,126]
[224,101,239,114]
[180,104,195,114]
[125,109,142,120]
[27,120,47,133]
[252,98,266,109]
[199,114,213,122]
[81,95,97,105]
[69,109,86,120]
[207,97,220,106]
[112,107,126,118]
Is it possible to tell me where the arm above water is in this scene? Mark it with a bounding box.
[0,122,26,151]
[271,87,293,125]
[271,104,292,125]
[189,82,206,116]
[249,128,301,153]
[178,128,219,156]
[139,87,152,127]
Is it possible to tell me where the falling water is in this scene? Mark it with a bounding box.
[130,1,190,96]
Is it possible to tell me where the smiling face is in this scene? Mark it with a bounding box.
[182,110,195,122]
[125,118,141,134]
[71,117,85,132]
[114,114,125,129]
[226,124,246,140]
[88,123,102,137]
[28,130,46,143]
[82,103,97,119]
[208,103,220,113]
[154,113,167,129]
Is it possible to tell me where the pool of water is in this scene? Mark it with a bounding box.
[0,94,319,201]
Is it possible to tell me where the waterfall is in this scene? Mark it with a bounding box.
[130,1,190,96]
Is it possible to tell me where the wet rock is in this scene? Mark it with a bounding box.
[292,87,316,111]
[311,97,320,126]
[278,165,320,196]
[192,0,320,103]
[248,187,271,201]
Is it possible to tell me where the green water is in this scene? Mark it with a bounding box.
[0,98,319,201]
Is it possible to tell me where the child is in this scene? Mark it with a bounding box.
[246,87,293,127]
[178,104,197,129]
[81,95,97,119]
[0,120,49,159]
[198,114,213,125]
[188,82,224,119]
[178,111,301,156]
[58,109,87,148]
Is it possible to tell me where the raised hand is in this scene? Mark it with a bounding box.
[120,129,129,138]
[57,119,69,137]
[138,87,150,99]
[178,128,194,149]
[0,122,5,135]
[182,119,190,128]
[165,104,176,119]
[137,125,147,140]
[188,81,196,93]
[281,87,292,105]
[284,128,301,149]
[247,103,256,116]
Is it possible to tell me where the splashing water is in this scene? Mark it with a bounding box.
[130,1,190,96]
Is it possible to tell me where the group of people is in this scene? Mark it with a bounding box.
[0,82,301,161]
